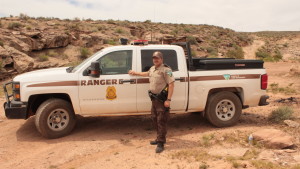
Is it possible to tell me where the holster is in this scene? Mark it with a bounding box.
[148,86,168,103]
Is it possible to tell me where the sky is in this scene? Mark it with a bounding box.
[0,0,300,32]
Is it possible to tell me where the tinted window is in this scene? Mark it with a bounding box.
[97,50,132,75]
[141,50,178,72]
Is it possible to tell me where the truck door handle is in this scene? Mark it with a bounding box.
[175,77,185,81]
[122,79,135,83]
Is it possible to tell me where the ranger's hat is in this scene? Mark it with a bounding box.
[152,51,163,59]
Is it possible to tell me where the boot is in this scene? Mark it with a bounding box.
[155,142,164,153]
[150,140,166,145]
[150,140,158,145]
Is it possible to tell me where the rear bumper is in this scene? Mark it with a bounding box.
[259,95,269,106]
[3,101,28,119]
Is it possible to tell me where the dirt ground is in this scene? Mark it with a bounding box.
[0,61,300,169]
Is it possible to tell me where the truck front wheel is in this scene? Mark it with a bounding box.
[35,98,76,138]
[205,91,242,127]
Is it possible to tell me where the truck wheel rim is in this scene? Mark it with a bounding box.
[47,109,70,131]
[215,99,235,121]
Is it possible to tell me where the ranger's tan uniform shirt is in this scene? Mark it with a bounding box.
[148,64,175,94]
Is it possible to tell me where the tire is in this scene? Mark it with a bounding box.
[205,91,242,127]
[35,98,76,139]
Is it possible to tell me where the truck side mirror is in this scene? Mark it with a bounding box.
[89,61,101,78]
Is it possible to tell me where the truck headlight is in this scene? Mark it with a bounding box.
[12,82,21,101]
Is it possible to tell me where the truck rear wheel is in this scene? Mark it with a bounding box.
[35,98,76,138]
[205,91,242,127]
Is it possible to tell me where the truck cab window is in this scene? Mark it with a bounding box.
[98,50,132,75]
[141,50,178,72]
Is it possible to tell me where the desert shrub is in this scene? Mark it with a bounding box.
[283,43,288,47]
[186,36,197,45]
[7,22,23,29]
[268,106,294,123]
[68,23,80,31]
[226,44,244,59]
[268,83,296,95]
[47,51,58,57]
[0,60,3,72]
[144,20,151,23]
[256,47,271,59]
[206,47,218,57]
[103,39,116,45]
[0,21,2,28]
[115,28,124,34]
[38,54,49,62]
[80,47,91,59]
[26,26,32,30]
[0,40,4,47]
[19,13,30,20]
[107,19,115,24]
[171,28,179,36]
[73,17,81,21]
[273,50,283,61]
[184,27,191,33]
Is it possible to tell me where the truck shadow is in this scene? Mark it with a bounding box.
[15,112,268,143]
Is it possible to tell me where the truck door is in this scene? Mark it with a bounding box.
[136,48,188,113]
[78,49,137,115]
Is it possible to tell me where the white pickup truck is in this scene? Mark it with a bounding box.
[3,42,269,138]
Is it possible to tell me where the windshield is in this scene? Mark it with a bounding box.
[71,50,103,73]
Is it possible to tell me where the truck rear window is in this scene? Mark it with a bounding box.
[141,50,178,72]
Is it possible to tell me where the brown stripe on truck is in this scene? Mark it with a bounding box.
[27,81,79,87]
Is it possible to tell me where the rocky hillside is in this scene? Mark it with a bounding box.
[0,15,299,80]
[0,16,253,80]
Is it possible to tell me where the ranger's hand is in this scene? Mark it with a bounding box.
[164,100,170,108]
[128,70,135,75]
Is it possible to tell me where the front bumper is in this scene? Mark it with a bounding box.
[3,81,28,119]
[4,101,28,119]
[259,95,269,106]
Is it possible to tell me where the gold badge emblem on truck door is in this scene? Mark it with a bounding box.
[106,86,117,100]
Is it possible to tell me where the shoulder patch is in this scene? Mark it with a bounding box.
[166,69,173,77]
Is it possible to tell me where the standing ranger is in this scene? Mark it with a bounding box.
[129,51,175,153]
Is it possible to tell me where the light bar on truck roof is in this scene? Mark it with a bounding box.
[131,40,148,45]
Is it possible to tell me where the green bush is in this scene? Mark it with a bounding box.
[19,13,30,20]
[255,47,271,59]
[80,47,91,59]
[107,19,115,24]
[273,50,283,61]
[268,106,294,123]
[206,47,218,57]
[226,44,244,59]
[144,20,151,23]
[115,28,124,34]
[7,22,23,29]
[38,54,49,62]
[186,36,197,45]
[103,39,116,45]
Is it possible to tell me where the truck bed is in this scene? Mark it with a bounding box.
[191,58,264,70]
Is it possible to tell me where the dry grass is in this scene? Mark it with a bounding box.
[268,83,297,95]
[268,106,294,123]
[251,160,284,169]
[170,149,213,162]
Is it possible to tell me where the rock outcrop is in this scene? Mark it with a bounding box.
[252,129,295,149]
[5,46,34,73]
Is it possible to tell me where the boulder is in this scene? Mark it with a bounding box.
[284,120,300,128]
[5,46,34,73]
[2,35,31,53]
[289,65,300,76]
[252,129,294,149]
[43,33,71,49]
